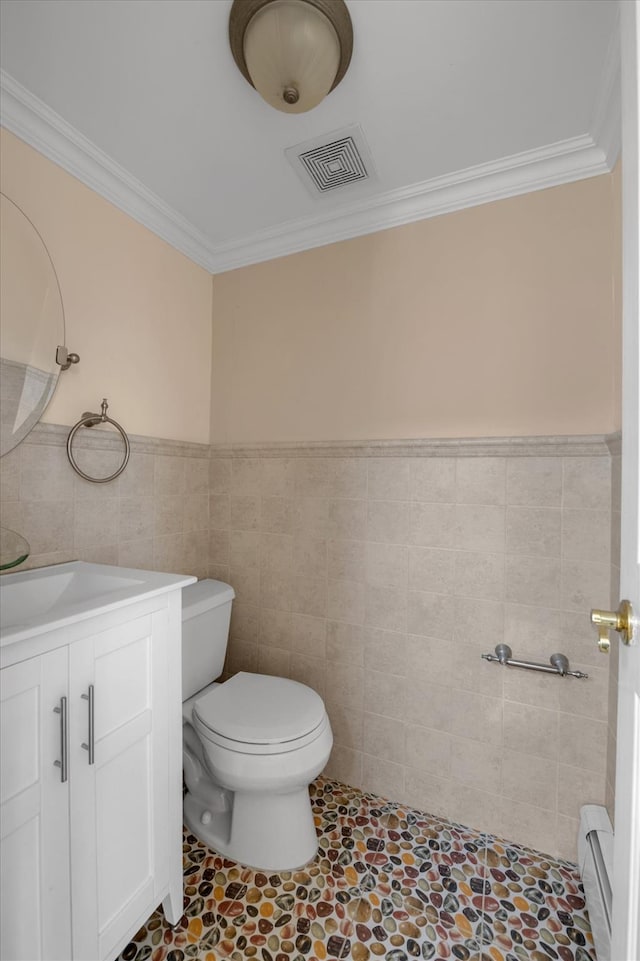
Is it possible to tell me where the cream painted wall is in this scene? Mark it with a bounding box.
[211,174,618,443]
[1,129,213,444]
[1,193,63,371]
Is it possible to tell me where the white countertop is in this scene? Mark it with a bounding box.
[0,561,196,651]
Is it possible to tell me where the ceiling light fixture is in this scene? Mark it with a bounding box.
[229,0,353,114]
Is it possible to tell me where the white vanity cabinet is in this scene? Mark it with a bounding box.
[1,646,71,961]
[0,563,195,961]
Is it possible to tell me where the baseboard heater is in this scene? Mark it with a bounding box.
[578,804,614,961]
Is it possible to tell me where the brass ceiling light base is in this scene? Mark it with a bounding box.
[229,0,353,114]
[283,86,300,105]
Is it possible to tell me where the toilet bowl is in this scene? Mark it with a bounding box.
[181,580,333,871]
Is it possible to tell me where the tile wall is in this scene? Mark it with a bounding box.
[0,426,616,862]
[210,441,614,862]
[0,425,210,578]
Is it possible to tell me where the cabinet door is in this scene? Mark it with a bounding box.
[0,648,71,961]
[69,610,170,961]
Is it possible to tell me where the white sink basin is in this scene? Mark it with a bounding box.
[0,561,196,651]
[0,566,144,629]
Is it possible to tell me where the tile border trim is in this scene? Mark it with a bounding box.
[606,431,622,456]
[23,423,616,459]
[26,422,210,459]
[210,433,614,458]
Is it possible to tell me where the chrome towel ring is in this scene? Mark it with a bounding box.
[66,398,130,483]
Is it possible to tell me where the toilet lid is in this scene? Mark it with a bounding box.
[193,671,326,745]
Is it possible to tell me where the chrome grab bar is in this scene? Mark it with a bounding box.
[481,644,588,679]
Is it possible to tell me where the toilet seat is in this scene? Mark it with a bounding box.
[196,713,330,756]
[192,672,328,756]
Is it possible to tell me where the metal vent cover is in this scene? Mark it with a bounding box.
[285,125,376,198]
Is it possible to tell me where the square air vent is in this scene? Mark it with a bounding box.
[285,125,376,198]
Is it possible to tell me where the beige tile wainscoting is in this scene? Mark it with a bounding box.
[210,435,618,863]
[0,423,211,579]
[1,425,620,862]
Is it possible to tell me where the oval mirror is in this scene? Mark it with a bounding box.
[0,193,65,456]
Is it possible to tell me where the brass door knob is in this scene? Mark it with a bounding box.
[590,600,634,653]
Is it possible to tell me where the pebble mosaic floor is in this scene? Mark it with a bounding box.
[116,777,595,961]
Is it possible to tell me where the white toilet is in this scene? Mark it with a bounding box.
[181,579,333,871]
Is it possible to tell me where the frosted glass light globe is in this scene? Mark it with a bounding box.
[243,0,341,113]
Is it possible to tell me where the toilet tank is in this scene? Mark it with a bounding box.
[181,579,235,700]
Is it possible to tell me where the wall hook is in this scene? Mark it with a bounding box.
[56,345,80,370]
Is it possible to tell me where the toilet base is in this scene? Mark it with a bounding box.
[184,785,319,872]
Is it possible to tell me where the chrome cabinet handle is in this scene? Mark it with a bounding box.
[53,696,68,783]
[81,684,95,765]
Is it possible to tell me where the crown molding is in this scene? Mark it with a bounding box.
[0,70,219,272]
[1,70,613,275]
[214,135,610,271]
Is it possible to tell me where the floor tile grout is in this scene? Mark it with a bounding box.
[116,776,596,961]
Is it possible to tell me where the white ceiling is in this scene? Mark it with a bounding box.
[0,0,620,273]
